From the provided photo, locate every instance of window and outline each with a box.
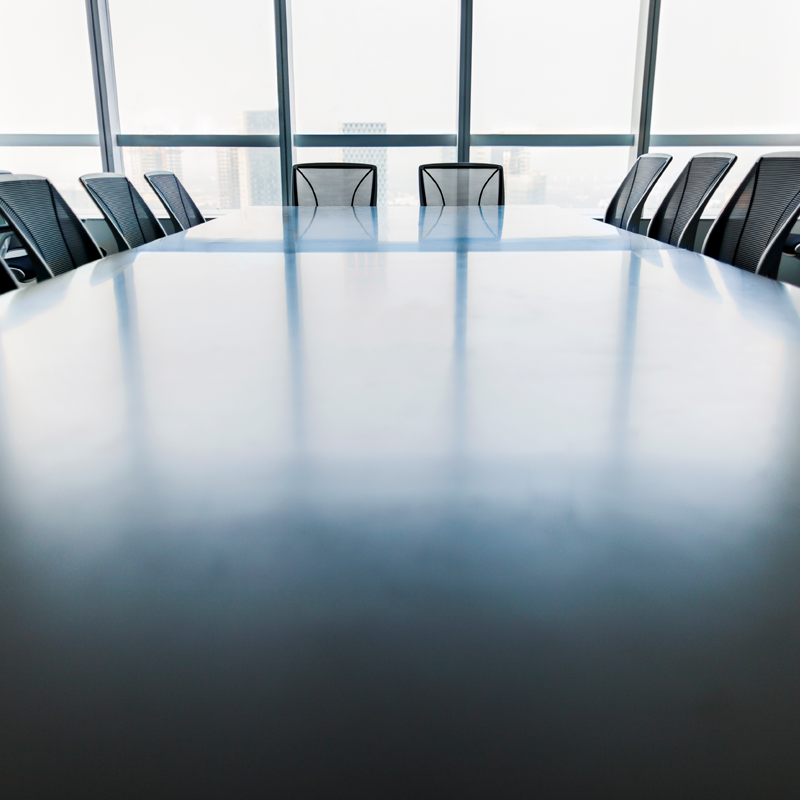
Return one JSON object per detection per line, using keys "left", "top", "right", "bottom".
{"left": 471, "top": 146, "right": 629, "bottom": 211}
{"left": 110, "top": 0, "right": 279, "bottom": 134}
{"left": 291, "top": 0, "right": 459, "bottom": 134}
{"left": 2, "top": 1, "right": 97, "bottom": 135}
{"left": 652, "top": 0, "right": 800, "bottom": 135}
{"left": 471, "top": 0, "right": 641, "bottom": 134}
{"left": 3, "top": 0, "right": 799, "bottom": 227}
{"left": 122, "top": 147, "right": 282, "bottom": 216}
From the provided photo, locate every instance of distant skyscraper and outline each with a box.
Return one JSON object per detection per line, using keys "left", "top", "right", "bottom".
{"left": 491, "top": 146, "right": 546, "bottom": 204}
{"left": 242, "top": 110, "right": 280, "bottom": 206}
{"left": 126, "top": 147, "right": 184, "bottom": 202}
{"left": 341, "top": 122, "right": 387, "bottom": 206}
{"left": 216, "top": 148, "right": 242, "bottom": 210}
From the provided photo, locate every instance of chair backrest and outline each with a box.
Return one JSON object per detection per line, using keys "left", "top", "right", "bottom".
{"left": 604, "top": 153, "right": 672, "bottom": 231}
{"left": 419, "top": 163, "right": 504, "bottom": 206}
{"left": 647, "top": 153, "right": 737, "bottom": 249}
{"left": 80, "top": 172, "right": 166, "bottom": 250}
{"left": 702, "top": 152, "right": 800, "bottom": 279}
{"left": 292, "top": 163, "right": 377, "bottom": 206}
{"left": 0, "top": 174, "right": 103, "bottom": 281}
{"left": 144, "top": 171, "right": 205, "bottom": 231}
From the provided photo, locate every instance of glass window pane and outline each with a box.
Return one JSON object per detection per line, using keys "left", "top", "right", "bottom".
{"left": 292, "top": 0, "right": 459, "bottom": 134}
{"left": 122, "top": 147, "right": 281, "bottom": 216}
{"left": 471, "top": 147, "right": 631, "bottom": 213}
{"left": 0, "top": 148, "right": 102, "bottom": 218}
{"left": 471, "top": 0, "right": 641, "bottom": 134}
{"left": 2, "top": 2, "right": 97, "bottom": 134}
{"left": 110, "top": 1, "right": 278, "bottom": 134}
{"left": 295, "top": 148, "right": 456, "bottom": 206}
{"left": 652, "top": 0, "right": 800, "bottom": 134}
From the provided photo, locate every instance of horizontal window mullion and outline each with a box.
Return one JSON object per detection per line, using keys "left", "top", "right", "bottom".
{"left": 0, "top": 134, "right": 100, "bottom": 147}
{"left": 117, "top": 134, "right": 280, "bottom": 148}
{"left": 294, "top": 134, "right": 457, "bottom": 148}
{"left": 650, "top": 134, "right": 800, "bottom": 147}
{"left": 469, "top": 134, "right": 635, "bottom": 147}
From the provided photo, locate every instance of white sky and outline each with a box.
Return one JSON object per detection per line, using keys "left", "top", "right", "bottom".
{"left": 4, "top": 0, "right": 799, "bottom": 137}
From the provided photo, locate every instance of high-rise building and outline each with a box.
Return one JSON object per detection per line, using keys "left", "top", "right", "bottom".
{"left": 216, "top": 148, "right": 242, "bottom": 210}
{"left": 242, "top": 110, "right": 281, "bottom": 206}
{"left": 490, "top": 146, "right": 547, "bottom": 204}
{"left": 341, "top": 122, "right": 387, "bottom": 206}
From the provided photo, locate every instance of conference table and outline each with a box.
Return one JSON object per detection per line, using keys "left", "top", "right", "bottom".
{"left": 1, "top": 204, "right": 799, "bottom": 797}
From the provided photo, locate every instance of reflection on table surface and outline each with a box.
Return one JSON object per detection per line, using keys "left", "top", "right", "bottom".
{"left": 140, "top": 204, "right": 670, "bottom": 252}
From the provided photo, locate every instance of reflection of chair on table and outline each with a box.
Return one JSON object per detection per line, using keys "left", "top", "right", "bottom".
{"left": 292, "top": 205, "right": 378, "bottom": 241}
{"left": 418, "top": 205, "right": 504, "bottom": 241}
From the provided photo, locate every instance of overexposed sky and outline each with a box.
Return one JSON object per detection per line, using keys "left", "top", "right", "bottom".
{"left": 3, "top": 0, "right": 799, "bottom": 136}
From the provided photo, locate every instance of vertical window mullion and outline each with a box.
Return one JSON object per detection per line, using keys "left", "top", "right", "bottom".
{"left": 85, "top": 0, "right": 122, "bottom": 173}
{"left": 274, "top": 0, "right": 296, "bottom": 205}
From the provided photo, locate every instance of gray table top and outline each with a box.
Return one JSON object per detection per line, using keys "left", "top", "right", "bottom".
{"left": 1, "top": 205, "right": 799, "bottom": 797}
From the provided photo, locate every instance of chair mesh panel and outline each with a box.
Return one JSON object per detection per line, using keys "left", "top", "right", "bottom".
{"left": 82, "top": 175, "right": 165, "bottom": 248}
{"left": 293, "top": 165, "right": 376, "bottom": 206}
{"left": 420, "top": 165, "right": 503, "bottom": 206}
{"left": 605, "top": 155, "right": 670, "bottom": 229}
{"left": 649, "top": 155, "right": 734, "bottom": 246}
{"left": 716, "top": 157, "right": 800, "bottom": 274}
{"left": 146, "top": 172, "right": 204, "bottom": 229}
{"left": 0, "top": 177, "right": 100, "bottom": 275}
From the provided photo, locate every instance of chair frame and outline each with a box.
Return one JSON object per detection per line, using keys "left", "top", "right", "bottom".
{"left": 80, "top": 172, "right": 167, "bottom": 251}
{"left": 0, "top": 173, "right": 103, "bottom": 282}
{"left": 418, "top": 162, "right": 505, "bottom": 207}
{"left": 292, "top": 163, "right": 378, "bottom": 207}
{"left": 144, "top": 170, "right": 205, "bottom": 231}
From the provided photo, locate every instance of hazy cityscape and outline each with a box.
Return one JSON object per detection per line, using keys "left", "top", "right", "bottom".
{"left": 123, "top": 113, "right": 636, "bottom": 216}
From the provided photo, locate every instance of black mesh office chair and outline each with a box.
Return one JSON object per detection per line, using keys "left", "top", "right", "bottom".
{"left": 80, "top": 172, "right": 166, "bottom": 251}
{"left": 605, "top": 153, "right": 672, "bottom": 232}
{"left": 647, "top": 153, "right": 737, "bottom": 249}
{"left": 701, "top": 151, "right": 800, "bottom": 278}
{"left": 702, "top": 152, "right": 800, "bottom": 279}
{"left": 0, "top": 174, "right": 103, "bottom": 283}
{"left": 419, "top": 163, "right": 504, "bottom": 206}
{"left": 144, "top": 170, "right": 205, "bottom": 231}
{"left": 292, "top": 163, "right": 377, "bottom": 206}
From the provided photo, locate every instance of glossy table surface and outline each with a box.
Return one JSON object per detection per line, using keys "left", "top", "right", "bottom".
{"left": 2, "top": 205, "right": 800, "bottom": 797}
